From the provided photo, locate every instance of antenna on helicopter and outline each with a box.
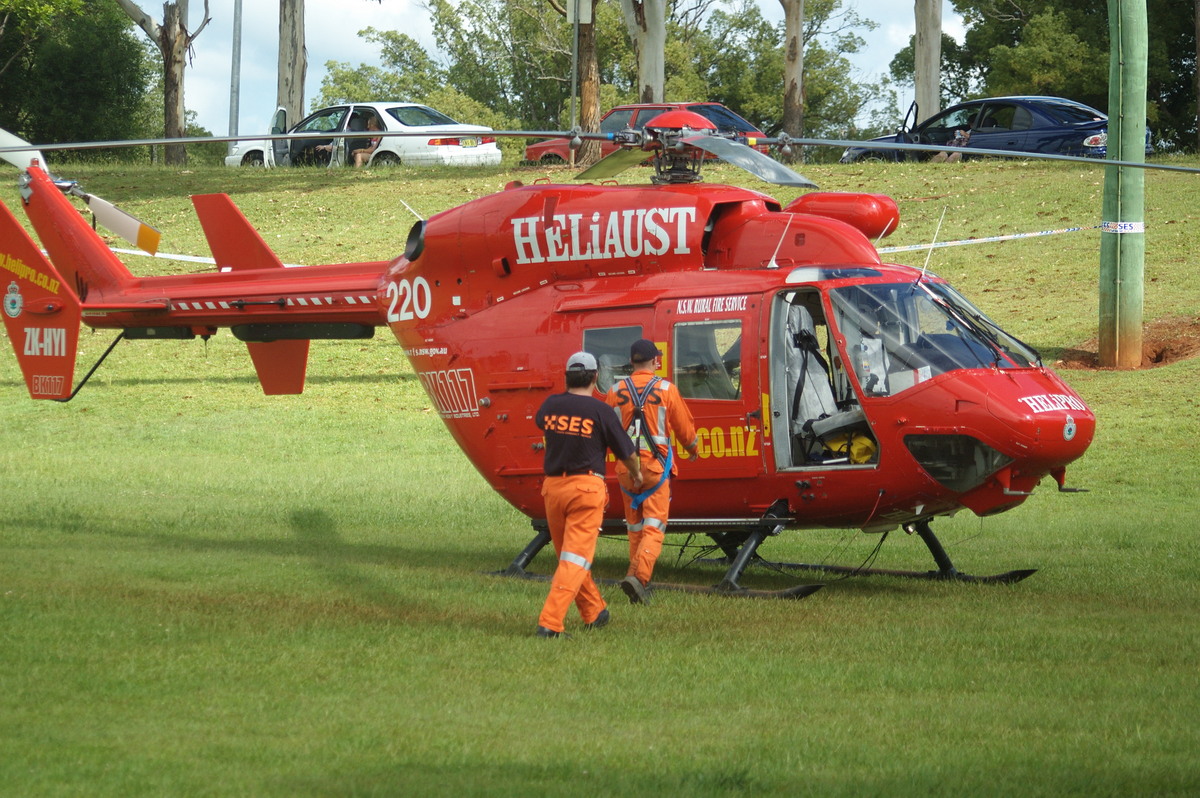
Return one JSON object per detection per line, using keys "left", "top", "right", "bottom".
{"left": 916, "top": 206, "right": 948, "bottom": 287}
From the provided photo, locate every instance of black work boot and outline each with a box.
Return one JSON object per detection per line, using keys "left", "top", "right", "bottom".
{"left": 584, "top": 608, "right": 611, "bottom": 630}
{"left": 620, "top": 575, "right": 651, "bottom": 605}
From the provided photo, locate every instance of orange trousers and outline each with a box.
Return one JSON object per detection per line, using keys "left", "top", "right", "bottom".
{"left": 617, "top": 464, "right": 671, "bottom": 585}
{"left": 537, "top": 475, "right": 609, "bottom": 633}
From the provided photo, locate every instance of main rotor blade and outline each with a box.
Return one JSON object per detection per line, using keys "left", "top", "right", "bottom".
{"left": 78, "top": 191, "right": 162, "bottom": 255}
{"left": 0, "top": 128, "right": 45, "bottom": 170}
{"left": 798, "top": 135, "right": 1200, "bottom": 174}
{"left": 686, "top": 136, "right": 819, "bottom": 188}
{"left": 574, "top": 147, "right": 653, "bottom": 181}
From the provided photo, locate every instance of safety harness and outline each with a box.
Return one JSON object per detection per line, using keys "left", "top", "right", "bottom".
{"left": 620, "top": 376, "right": 673, "bottom": 510}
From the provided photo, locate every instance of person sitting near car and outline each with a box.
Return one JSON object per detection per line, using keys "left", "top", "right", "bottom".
{"left": 931, "top": 128, "right": 970, "bottom": 163}
{"left": 351, "top": 117, "right": 382, "bottom": 167}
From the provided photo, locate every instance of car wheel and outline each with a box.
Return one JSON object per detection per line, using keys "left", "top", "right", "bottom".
{"left": 241, "top": 152, "right": 264, "bottom": 167}
{"left": 539, "top": 154, "right": 567, "bottom": 165}
{"left": 372, "top": 152, "right": 401, "bottom": 167}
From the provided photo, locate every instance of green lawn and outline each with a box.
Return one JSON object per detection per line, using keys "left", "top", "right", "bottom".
{"left": 2, "top": 160, "right": 1198, "bottom": 796}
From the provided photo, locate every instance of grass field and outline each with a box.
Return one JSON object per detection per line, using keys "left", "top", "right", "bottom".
{"left": 2, "top": 159, "right": 1199, "bottom": 796}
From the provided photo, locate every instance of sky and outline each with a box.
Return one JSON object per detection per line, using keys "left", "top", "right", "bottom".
{"left": 181, "top": 0, "right": 964, "bottom": 139}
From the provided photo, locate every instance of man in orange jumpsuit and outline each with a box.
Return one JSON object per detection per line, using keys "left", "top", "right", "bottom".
{"left": 606, "top": 339, "right": 699, "bottom": 605}
{"left": 534, "top": 351, "right": 642, "bottom": 638}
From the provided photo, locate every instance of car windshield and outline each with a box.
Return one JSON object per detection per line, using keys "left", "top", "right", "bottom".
{"left": 386, "top": 105, "right": 459, "bottom": 127}
{"left": 828, "top": 281, "right": 1041, "bottom": 397}
{"left": 687, "top": 104, "right": 756, "bottom": 133}
{"left": 1037, "top": 100, "right": 1105, "bottom": 125}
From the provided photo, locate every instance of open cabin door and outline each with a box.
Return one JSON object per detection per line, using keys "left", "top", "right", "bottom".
{"left": 768, "top": 289, "right": 878, "bottom": 470}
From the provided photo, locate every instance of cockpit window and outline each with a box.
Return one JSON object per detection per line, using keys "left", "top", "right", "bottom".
{"left": 829, "top": 282, "right": 1041, "bottom": 397}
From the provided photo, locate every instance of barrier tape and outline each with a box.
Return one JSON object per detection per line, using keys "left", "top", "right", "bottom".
{"left": 878, "top": 224, "right": 1103, "bottom": 254}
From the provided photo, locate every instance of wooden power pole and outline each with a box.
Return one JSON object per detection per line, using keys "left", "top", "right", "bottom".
{"left": 1098, "top": 0, "right": 1148, "bottom": 368}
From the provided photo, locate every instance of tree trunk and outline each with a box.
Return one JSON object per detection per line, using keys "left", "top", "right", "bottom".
{"left": 913, "top": 0, "right": 941, "bottom": 124}
{"left": 577, "top": 3, "right": 601, "bottom": 165}
{"left": 780, "top": 0, "right": 804, "bottom": 159}
{"left": 619, "top": 0, "right": 665, "bottom": 102}
{"left": 277, "top": 0, "right": 306, "bottom": 127}
{"left": 162, "top": 1, "right": 188, "bottom": 165}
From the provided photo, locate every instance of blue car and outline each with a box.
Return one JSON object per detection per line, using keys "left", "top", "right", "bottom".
{"left": 840, "top": 96, "right": 1152, "bottom": 163}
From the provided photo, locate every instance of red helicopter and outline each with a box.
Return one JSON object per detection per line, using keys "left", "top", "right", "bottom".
{"left": 1, "top": 113, "right": 1096, "bottom": 597}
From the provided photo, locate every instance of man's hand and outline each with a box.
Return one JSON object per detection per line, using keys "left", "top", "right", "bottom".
{"left": 629, "top": 467, "right": 644, "bottom": 490}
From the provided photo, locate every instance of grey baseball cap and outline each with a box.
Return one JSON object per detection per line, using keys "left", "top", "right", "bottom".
{"left": 566, "top": 351, "right": 597, "bottom": 371}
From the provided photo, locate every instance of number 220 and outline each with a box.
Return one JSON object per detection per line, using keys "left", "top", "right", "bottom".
{"left": 386, "top": 276, "right": 432, "bottom": 322}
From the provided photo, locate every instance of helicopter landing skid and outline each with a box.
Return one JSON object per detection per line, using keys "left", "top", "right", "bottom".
{"left": 727, "top": 560, "right": 1037, "bottom": 585}
{"left": 498, "top": 522, "right": 824, "bottom": 600}
{"left": 703, "top": 520, "right": 1037, "bottom": 585}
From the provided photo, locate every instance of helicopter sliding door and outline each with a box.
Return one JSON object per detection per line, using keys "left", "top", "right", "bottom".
{"left": 667, "top": 302, "right": 764, "bottom": 477}
{"left": 769, "top": 289, "right": 878, "bottom": 470}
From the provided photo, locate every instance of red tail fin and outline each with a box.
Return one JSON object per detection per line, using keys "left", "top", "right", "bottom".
{"left": 0, "top": 200, "right": 82, "bottom": 400}
{"left": 192, "top": 193, "right": 286, "bottom": 271}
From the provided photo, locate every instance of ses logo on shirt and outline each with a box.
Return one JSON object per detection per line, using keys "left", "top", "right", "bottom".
{"left": 542, "top": 414, "right": 595, "bottom": 437}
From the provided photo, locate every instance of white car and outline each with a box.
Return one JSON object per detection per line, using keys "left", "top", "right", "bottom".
{"left": 224, "top": 102, "right": 502, "bottom": 168}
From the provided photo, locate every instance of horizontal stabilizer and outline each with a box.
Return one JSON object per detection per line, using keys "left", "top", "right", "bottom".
{"left": 192, "top": 194, "right": 285, "bottom": 271}
{"left": 0, "top": 200, "right": 81, "bottom": 400}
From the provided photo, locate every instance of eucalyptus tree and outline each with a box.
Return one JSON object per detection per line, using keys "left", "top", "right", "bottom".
{"left": 113, "top": 0, "right": 210, "bottom": 164}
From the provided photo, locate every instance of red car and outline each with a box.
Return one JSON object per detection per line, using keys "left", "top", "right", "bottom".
{"left": 524, "top": 102, "right": 769, "bottom": 163}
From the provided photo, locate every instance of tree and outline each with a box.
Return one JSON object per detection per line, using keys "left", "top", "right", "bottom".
{"left": 0, "top": 0, "right": 83, "bottom": 82}
{"left": 0, "top": 0, "right": 149, "bottom": 152}
{"left": 319, "top": 0, "right": 880, "bottom": 157}
{"left": 278, "top": 0, "right": 304, "bottom": 129}
{"left": 888, "top": 32, "right": 976, "bottom": 107}
{"left": 780, "top": 0, "right": 804, "bottom": 142}
{"left": 315, "top": 29, "right": 446, "bottom": 107}
{"left": 545, "top": 0, "right": 602, "bottom": 164}
{"left": 113, "top": 0, "right": 210, "bottom": 165}
{"left": 986, "top": 11, "right": 1106, "bottom": 98}
{"left": 913, "top": 0, "right": 941, "bottom": 123}
{"left": 618, "top": 0, "right": 666, "bottom": 101}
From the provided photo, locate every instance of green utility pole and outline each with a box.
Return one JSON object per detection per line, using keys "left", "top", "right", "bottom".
{"left": 1098, "top": 0, "right": 1148, "bottom": 368}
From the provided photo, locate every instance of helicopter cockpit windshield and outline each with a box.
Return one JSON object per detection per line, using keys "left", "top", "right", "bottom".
{"left": 828, "top": 281, "right": 1041, "bottom": 398}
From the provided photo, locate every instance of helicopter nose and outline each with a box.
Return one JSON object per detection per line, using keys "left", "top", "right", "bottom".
{"left": 986, "top": 386, "right": 1096, "bottom": 471}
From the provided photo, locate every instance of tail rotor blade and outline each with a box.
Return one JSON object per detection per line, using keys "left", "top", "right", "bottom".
{"left": 79, "top": 192, "right": 162, "bottom": 255}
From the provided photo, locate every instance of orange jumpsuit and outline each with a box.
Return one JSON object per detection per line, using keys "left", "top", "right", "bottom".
{"left": 536, "top": 391, "right": 637, "bottom": 633}
{"left": 606, "top": 373, "right": 698, "bottom": 586}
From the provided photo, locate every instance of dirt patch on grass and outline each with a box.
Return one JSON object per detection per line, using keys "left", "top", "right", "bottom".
{"left": 1056, "top": 316, "right": 1200, "bottom": 369}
